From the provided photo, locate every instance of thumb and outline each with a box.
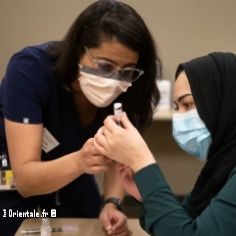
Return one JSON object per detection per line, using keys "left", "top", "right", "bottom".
{"left": 101, "top": 212, "right": 112, "bottom": 231}
{"left": 121, "top": 112, "right": 134, "bottom": 129}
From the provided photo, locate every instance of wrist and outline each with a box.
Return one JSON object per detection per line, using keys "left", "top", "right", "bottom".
{"left": 102, "top": 197, "right": 123, "bottom": 211}
{"left": 74, "top": 150, "right": 85, "bottom": 172}
{"left": 132, "top": 151, "right": 156, "bottom": 173}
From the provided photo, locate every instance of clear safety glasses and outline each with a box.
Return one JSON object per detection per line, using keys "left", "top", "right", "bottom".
{"left": 79, "top": 47, "right": 144, "bottom": 83}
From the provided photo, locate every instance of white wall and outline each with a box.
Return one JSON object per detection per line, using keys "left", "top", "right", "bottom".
{"left": 1, "top": 0, "right": 236, "bottom": 80}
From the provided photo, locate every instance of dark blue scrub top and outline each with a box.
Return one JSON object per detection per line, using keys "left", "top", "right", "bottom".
{"left": 0, "top": 43, "right": 102, "bottom": 235}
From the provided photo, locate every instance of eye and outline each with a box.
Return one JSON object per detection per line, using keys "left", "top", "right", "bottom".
{"left": 184, "top": 102, "right": 195, "bottom": 111}
{"left": 120, "top": 69, "right": 135, "bottom": 80}
{"left": 97, "top": 60, "right": 115, "bottom": 74}
{"left": 177, "top": 94, "right": 195, "bottom": 112}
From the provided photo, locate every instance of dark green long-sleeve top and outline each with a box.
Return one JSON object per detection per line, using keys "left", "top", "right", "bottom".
{"left": 134, "top": 164, "right": 236, "bottom": 236}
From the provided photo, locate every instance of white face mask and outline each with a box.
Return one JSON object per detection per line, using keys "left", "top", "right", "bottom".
{"left": 78, "top": 71, "right": 132, "bottom": 107}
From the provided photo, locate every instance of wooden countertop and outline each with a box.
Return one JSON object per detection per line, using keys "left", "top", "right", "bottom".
{"left": 15, "top": 218, "right": 149, "bottom": 236}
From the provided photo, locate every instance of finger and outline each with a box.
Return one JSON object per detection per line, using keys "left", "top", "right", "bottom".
{"left": 120, "top": 112, "right": 133, "bottom": 130}
{"left": 117, "top": 163, "right": 127, "bottom": 173}
{"left": 94, "top": 131, "right": 107, "bottom": 147}
{"left": 120, "top": 168, "right": 133, "bottom": 179}
{"left": 96, "top": 127, "right": 104, "bottom": 135}
{"left": 100, "top": 215, "right": 113, "bottom": 233}
{"left": 95, "top": 155, "right": 110, "bottom": 165}
{"left": 85, "top": 154, "right": 107, "bottom": 167}
{"left": 93, "top": 135, "right": 108, "bottom": 156}
{"left": 91, "top": 160, "right": 112, "bottom": 172}
{"left": 85, "top": 137, "right": 95, "bottom": 145}
{"left": 119, "top": 165, "right": 131, "bottom": 173}
{"left": 104, "top": 115, "right": 121, "bottom": 132}
{"left": 102, "top": 126, "right": 112, "bottom": 138}
{"left": 89, "top": 165, "right": 109, "bottom": 174}
{"left": 83, "top": 138, "right": 99, "bottom": 154}
{"left": 110, "top": 218, "right": 127, "bottom": 232}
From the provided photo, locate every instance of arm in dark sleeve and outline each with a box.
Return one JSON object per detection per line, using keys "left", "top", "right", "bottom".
{"left": 134, "top": 164, "right": 236, "bottom": 236}
{"left": 2, "top": 47, "right": 51, "bottom": 124}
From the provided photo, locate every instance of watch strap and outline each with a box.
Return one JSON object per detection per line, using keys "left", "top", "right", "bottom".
{"left": 103, "top": 197, "right": 123, "bottom": 211}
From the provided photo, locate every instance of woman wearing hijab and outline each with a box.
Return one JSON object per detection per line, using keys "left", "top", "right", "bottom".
{"left": 94, "top": 52, "right": 236, "bottom": 235}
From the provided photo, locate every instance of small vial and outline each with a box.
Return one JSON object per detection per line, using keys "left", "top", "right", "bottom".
{"left": 1, "top": 152, "right": 8, "bottom": 169}
{"left": 113, "top": 103, "right": 123, "bottom": 126}
{"left": 40, "top": 218, "right": 52, "bottom": 236}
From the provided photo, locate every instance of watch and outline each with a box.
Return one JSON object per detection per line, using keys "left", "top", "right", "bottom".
{"left": 103, "top": 197, "right": 123, "bottom": 211}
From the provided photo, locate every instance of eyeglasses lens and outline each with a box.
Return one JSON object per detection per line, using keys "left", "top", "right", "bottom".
{"left": 96, "top": 60, "right": 115, "bottom": 76}
{"left": 97, "top": 61, "right": 141, "bottom": 82}
{"left": 120, "top": 69, "right": 140, "bottom": 82}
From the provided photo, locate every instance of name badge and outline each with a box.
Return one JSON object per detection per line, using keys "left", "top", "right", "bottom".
{"left": 42, "top": 128, "right": 59, "bottom": 153}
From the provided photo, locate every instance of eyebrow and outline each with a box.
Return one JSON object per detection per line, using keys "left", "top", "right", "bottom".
{"left": 173, "top": 93, "right": 192, "bottom": 107}
{"left": 87, "top": 48, "right": 137, "bottom": 68}
{"left": 177, "top": 93, "right": 193, "bottom": 103}
{"left": 98, "top": 56, "right": 137, "bottom": 68}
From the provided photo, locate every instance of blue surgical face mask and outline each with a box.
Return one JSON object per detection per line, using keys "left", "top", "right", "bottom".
{"left": 172, "top": 109, "right": 212, "bottom": 161}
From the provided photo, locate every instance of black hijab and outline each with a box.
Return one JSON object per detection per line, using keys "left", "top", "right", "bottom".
{"left": 177, "top": 52, "right": 236, "bottom": 218}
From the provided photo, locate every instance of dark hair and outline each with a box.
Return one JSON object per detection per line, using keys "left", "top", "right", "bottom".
{"left": 48, "top": 0, "right": 161, "bottom": 131}
{"left": 175, "top": 65, "right": 184, "bottom": 80}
